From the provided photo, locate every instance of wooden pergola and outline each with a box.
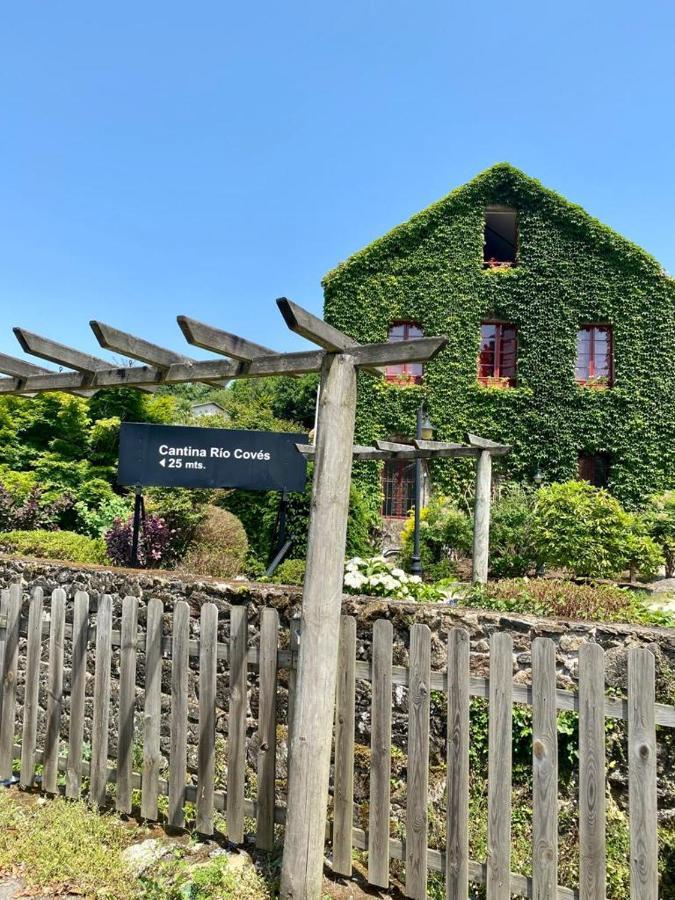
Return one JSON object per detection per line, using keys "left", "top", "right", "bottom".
{"left": 297, "top": 433, "right": 510, "bottom": 583}
{"left": 0, "top": 298, "right": 506, "bottom": 900}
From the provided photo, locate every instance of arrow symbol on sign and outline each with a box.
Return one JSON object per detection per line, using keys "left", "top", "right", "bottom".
{"left": 159, "top": 458, "right": 166, "bottom": 467}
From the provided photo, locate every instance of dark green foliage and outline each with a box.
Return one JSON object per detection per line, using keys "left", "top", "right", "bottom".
{"left": 145, "top": 487, "right": 212, "bottom": 558}
{"left": 489, "top": 483, "right": 537, "bottom": 577}
{"left": 399, "top": 492, "right": 472, "bottom": 577}
{"left": 323, "top": 163, "right": 675, "bottom": 512}
{"left": 644, "top": 491, "right": 675, "bottom": 577}
{"left": 271, "top": 557, "right": 306, "bottom": 585}
{"left": 271, "top": 374, "right": 318, "bottom": 429}
{"left": 221, "top": 465, "right": 377, "bottom": 564}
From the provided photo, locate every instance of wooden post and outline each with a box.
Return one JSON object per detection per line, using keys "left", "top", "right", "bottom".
{"left": 472, "top": 449, "right": 492, "bottom": 583}
{"left": 280, "top": 352, "right": 357, "bottom": 900}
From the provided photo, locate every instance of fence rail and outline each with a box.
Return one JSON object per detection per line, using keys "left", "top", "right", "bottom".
{"left": 0, "top": 582, "right": 671, "bottom": 899}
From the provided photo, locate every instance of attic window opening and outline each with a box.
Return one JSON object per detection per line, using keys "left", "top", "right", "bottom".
{"left": 484, "top": 207, "right": 518, "bottom": 268}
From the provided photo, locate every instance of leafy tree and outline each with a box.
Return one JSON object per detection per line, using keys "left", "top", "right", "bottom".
{"left": 399, "top": 493, "right": 472, "bottom": 579}
{"left": 489, "top": 483, "right": 538, "bottom": 577}
{"left": 643, "top": 491, "right": 675, "bottom": 577}
{"left": 531, "top": 481, "right": 662, "bottom": 579}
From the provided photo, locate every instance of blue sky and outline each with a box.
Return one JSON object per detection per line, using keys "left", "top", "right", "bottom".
{"left": 1, "top": 1, "right": 673, "bottom": 362}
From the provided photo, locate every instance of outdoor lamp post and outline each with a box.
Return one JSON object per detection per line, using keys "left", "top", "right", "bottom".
{"left": 534, "top": 468, "right": 544, "bottom": 487}
{"left": 410, "top": 404, "right": 433, "bottom": 576}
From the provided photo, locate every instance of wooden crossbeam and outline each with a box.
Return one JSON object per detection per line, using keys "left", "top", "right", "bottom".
{"left": 0, "top": 334, "right": 446, "bottom": 396}
{"left": 414, "top": 439, "right": 489, "bottom": 458}
{"left": 466, "top": 433, "right": 511, "bottom": 455}
{"left": 177, "top": 316, "right": 276, "bottom": 361}
{"left": 296, "top": 443, "right": 390, "bottom": 461}
{"left": 13, "top": 328, "right": 156, "bottom": 394}
{"left": 90, "top": 321, "right": 229, "bottom": 388}
{"left": 0, "top": 353, "right": 93, "bottom": 398}
{"left": 277, "top": 297, "right": 361, "bottom": 352}
{"left": 277, "top": 297, "right": 385, "bottom": 376}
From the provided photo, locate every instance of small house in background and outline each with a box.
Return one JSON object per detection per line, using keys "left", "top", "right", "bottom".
{"left": 323, "top": 163, "right": 675, "bottom": 524}
{"left": 190, "top": 400, "right": 227, "bottom": 418}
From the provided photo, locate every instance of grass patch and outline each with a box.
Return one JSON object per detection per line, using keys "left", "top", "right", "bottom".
{"left": 141, "top": 852, "right": 272, "bottom": 900}
{"left": 0, "top": 790, "right": 135, "bottom": 898}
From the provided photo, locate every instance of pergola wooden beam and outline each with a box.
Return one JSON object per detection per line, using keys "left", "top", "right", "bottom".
{"left": 297, "top": 443, "right": 390, "bottom": 461}
{"left": 277, "top": 297, "right": 385, "bottom": 376}
{"left": 277, "top": 297, "right": 361, "bottom": 352}
{"left": 90, "top": 320, "right": 229, "bottom": 388}
{"left": 0, "top": 335, "right": 446, "bottom": 397}
{"left": 177, "top": 315, "right": 276, "bottom": 361}
{"left": 0, "top": 352, "right": 93, "bottom": 399}
{"left": 297, "top": 435, "right": 509, "bottom": 462}
{"left": 12, "top": 328, "right": 156, "bottom": 394}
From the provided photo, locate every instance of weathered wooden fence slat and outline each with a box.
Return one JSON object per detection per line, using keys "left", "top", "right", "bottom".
{"left": 228, "top": 605, "right": 248, "bottom": 844}
{"left": 628, "top": 648, "right": 658, "bottom": 900}
{"left": 446, "top": 626, "right": 470, "bottom": 900}
{"left": 256, "top": 607, "right": 279, "bottom": 851}
{"left": 333, "top": 615, "right": 356, "bottom": 876}
{"left": 90, "top": 594, "right": 113, "bottom": 807}
{"left": 20, "top": 588, "right": 44, "bottom": 788}
{"left": 169, "top": 600, "right": 190, "bottom": 829}
{"left": 43, "top": 588, "right": 66, "bottom": 794}
{"left": 532, "top": 638, "right": 558, "bottom": 899}
{"left": 405, "top": 623, "right": 431, "bottom": 900}
{"left": 66, "top": 590, "right": 89, "bottom": 799}
{"left": 0, "top": 585, "right": 20, "bottom": 780}
{"left": 142, "top": 597, "right": 163, "bottom": 820}
{"left": 117, "top": 595, "right": 139, "bottom": 814}
{"left": 196, "top": 602, "right": 217, "bottom": 835}
{"left": 578, "top": 642, "right": 606, "bottom": 900}
{"left": 487, "top": 632, "right": 513, "bottom": 900}
{"left": 0, "top": 589, "right": 670, "bottom": 900}
{"left": 368, "top": 618, "right": 393, "bottom": 889}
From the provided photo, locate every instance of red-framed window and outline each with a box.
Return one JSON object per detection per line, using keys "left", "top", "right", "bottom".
{"left": 385, "top": 321, "right": 424, "bottom": 383}
{"left": 578, "top": 452, "right": 611, "bottom": 489}
{"left": 478, "top": 322, "right": 517, "bottom": 386}
{"left": 382, "top": 459, "right": 416, "bottom": 517}
{"left": 575, "top": 325, "right": 613, "bottom": 385}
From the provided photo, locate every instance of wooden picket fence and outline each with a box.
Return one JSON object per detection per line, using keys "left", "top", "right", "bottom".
{"left": 0, "top": 583, "right": 672, "bottom": 899}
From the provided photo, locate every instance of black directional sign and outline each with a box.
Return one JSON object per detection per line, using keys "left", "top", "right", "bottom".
{"left": 118, "top": 423, "right": 308, "bottom": 492}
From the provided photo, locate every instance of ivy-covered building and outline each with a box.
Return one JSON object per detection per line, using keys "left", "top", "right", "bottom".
{"left": 322, "top": 163, "right": 675, "bottom": 521}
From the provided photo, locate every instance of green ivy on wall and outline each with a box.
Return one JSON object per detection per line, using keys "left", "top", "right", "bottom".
{"left": 322, "top": 163, "right": 675, "bottom": 512}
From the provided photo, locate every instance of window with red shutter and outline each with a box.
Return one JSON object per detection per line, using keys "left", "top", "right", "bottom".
{"left": 575, "top": 325, "right": 613, "bottom": 386}
{"left": 385, "top": 322, "right": 424, "bottom": 383}
{"left": 478, "top": 322, "right": 517, "bottom": 386}
{"left": 382, "top": 459, "right": 416, "bottom": 517}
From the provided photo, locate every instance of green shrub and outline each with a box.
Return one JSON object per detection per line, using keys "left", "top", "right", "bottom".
{"left": 489, "top": 483, "right": 537, "bottom": 577}
{"left": 0, "top": 530, "right": 109, "bottom": 565}
{"left": 399, "top": 493, "right": 472, "bottom": 575}
{"left": 180, "top": 506, "right": 248, "bottom": 578}
{"left": 222, "top": 467, "right": 377, "bottom": 564}
{"left": 531, "top": 481, "right": 663, "bottom": 579}
{"left": 145, "top": 487, "right": 212, "bottom": 558}
{"left": 644, "top": 491, "right": 675, "bottom": 578}
{"left": 463, "top": 577, "right": 675, "bottom": 627}
{"left": 272, "top": 557, "right": 306, "bottom": 585}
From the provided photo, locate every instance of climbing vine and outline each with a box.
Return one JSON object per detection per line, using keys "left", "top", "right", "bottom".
{"left": 323, "top": 163, "right": 675, "bottom": 512}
